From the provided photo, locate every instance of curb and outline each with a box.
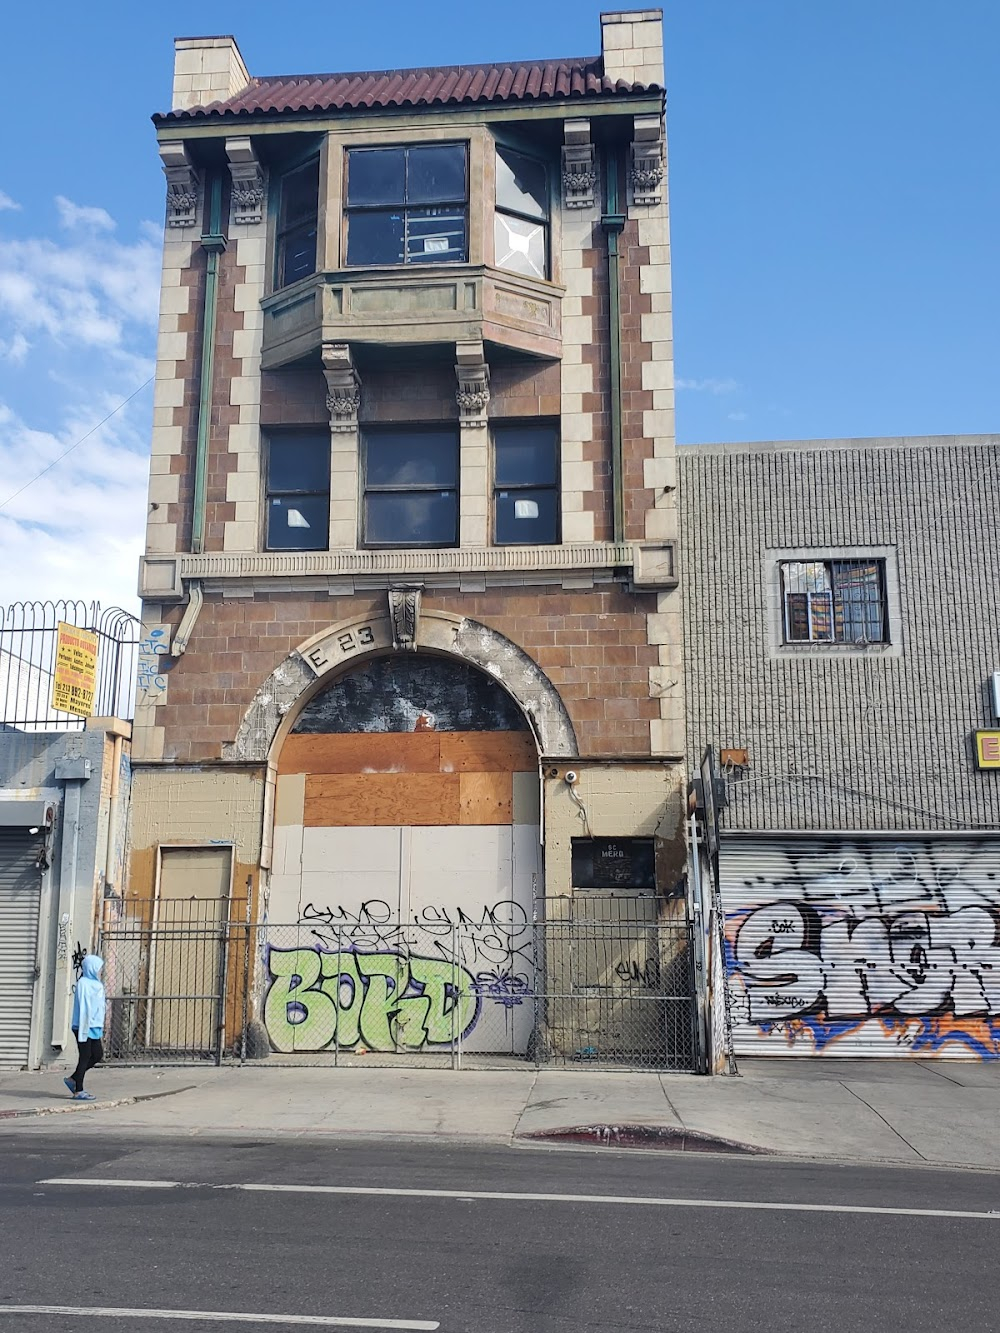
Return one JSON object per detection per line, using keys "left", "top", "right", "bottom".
{"left": 0, "top": 1086, "right": 197, "bottom": 1121}
{"left": 517, "top": 1123, "right": 768, "bottom": 1154}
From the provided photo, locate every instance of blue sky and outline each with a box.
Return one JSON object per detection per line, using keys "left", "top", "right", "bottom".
{"left": 0, "top": 0, "right": 997, "bottom": 608}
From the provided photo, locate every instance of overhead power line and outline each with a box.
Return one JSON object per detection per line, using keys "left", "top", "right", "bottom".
{"left": 0, "top": 376, "right": 154, "bottom": 514}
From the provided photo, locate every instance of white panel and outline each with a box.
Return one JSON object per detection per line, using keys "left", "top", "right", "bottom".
{"left": 266, "top": 873, "right": 302, "bottom": 923}
{"left": 270, "top": 825, "right": 302, "bottom": 877}
{"left": 300, "top": 826, "right": 402, "bottom": 876}
{"left": 721, "top": 836, "right": 1000, "bottom": 1060}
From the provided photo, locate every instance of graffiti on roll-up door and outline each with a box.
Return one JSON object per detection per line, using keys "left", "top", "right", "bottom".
{"left": 725, "top": 841, "right": 1000, "bottom": 1056}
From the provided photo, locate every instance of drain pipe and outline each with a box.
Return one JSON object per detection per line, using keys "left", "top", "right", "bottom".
{"left": 601, "top": 150, "right": 626, "bottom": 545}
{"left": 191, "top": 173, "right": 226, "bottom": 555}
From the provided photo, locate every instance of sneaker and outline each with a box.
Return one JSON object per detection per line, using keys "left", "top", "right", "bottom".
{"left": 63, "top": 1077, "right": 76, "bottom": 1095}
{"left": 73, "top": 1091, "right": 96, "bottom": 1101}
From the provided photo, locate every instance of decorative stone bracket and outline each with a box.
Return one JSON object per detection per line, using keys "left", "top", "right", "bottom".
{"left": 562, "top": 118, "right": 598, "bottom": 210}
{"left": 630, "top": 113, "right": 665, "bottom": 206}
{"left": 388, "top": 586, "right": 422, "bottom": 651}
{"left": 159, "top": 141, "right": 200, "bottom": 229}
{"left": 455, "top": 339, "right": 490, "bottom": 428}
{"left": 225, "top": 136, "right": 266, "bottom": 226}
{"left": 322, "top": 343, "right": 362, "bottom": 432}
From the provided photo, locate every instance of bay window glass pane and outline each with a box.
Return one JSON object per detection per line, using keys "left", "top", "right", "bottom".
{"left": 268, "top": 435, "right": 329, "bottom": 492}
{"left": 496, "top": 487, "right": 558, "bottom": 545}
{"left": 407, "top": 144, "right": 467, "bottom": 204}
{"left": 366, "top": 431, "right": 457, "bottom": 487}
{"left": 495, "top": 212, "right": 547, "bottom": 279}
{"left": 267, "top": 495, "right": 328, "bottom": 551}
{"left": 406, "top": 208, "right": 466, "bottom": 263}
{"left": 280, "top": 159, "right": 320, "bottom": 226}
{"left": 496, "top": 146, "right": 548, "bottom": 220}
{"left": 280, "top": 224, "right": 318, "bottom": 285}
{"left": 494, "top": 427, "right": 558, "bottom": 486}
{"left": 347, "top": 148, "right": 406, "bottom": 205}
{"left": 365, "top": 491, "right": 457, "bottom": 546}
{"left": 346, "top": 211, "right": 405, "bottom": 266}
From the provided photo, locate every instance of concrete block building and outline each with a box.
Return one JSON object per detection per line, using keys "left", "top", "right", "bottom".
{"left": 682, "top": 435, "right": 1000, "bottom": 1061}
{"left": 126, "top": 11, "right": 691, "bottom": 1065}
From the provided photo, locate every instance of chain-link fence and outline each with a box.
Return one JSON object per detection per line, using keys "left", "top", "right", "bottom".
{"left": 99, "top": 897, "right": 699, "bottom": 1072}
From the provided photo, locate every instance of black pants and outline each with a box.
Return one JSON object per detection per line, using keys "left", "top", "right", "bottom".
{"left": 71, "top": 1035, "right": 103, "bottom": 1091}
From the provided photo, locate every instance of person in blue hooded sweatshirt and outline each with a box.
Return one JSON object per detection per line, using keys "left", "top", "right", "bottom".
{"left": 65, "top": 955, "right": 106, "bottom": 1101}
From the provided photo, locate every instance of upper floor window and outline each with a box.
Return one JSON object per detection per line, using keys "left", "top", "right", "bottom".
{"left": 495, "top": 146, "right": 549, "bottom": 281}
{"left": 276, "top": 158, "right": 320, "bottom": 289}
{"left": 362, "top": 428, "right": 459, "bottom": 548}
{"left": 781, "top": 559, "right": 888, "bottom": 645}
{"left": 265, "top": 432, "right": 329, "bottom": 550}
{"left": 493, "top": 424, "right": 559, "bottom": 545}
{"left": 345, "top": 145, "right": 468, "bottom": 267}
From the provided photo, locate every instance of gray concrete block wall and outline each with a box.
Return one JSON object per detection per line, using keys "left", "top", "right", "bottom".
{"left": 680, "top": 435, "right": 1000, "bottom": 831}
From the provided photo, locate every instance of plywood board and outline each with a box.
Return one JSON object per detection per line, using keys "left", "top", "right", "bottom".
{"left": 459, "top": 771, "right": 513, "bottom": 825}
{"left": 305, "top": 773, "right": 461, "bottom": 827}
{"left": 279, "top": 732, "right": 441, "bottom": 776}
{"left": 439, "top": 731, "right": 537, "bottom": 774}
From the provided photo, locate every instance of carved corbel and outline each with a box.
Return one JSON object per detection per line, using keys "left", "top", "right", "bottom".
{"left": 158, "top": 142, "right": 200, "bottom": 229}
{"left": 321, "top": 343, "right": 362, "bottom": 433}
{"left": 562, "top": 118, "right": 598, "bottom": 210}
{"left": 225, "top": 136, "right": 266, "bottom": 226}
{"left": 455, "top": 340, "right": 490, "bottom": 428}
{"left": 388, "top": 586, "right": 422, "bottom": 652}
{"left": 630, "top": 113, "right": 665, "bottom": 206}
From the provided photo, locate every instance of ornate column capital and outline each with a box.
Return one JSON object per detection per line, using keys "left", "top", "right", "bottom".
{"left": 562, "top": 118, "right": 598, "bottom": 211}
{"left": 159, "top": 141, "right": 200, "bottom": 229}
{"left": 455, "top": 339, "right": 490, "bottom": 428}
{"left": 225, "top": 136, "right": 266, "bottom": 226}
{"left": 322, "top": 343, "right": 362, "bottom": 433}
{"left": 630, "top": 113, "right": 665, "bottom": 206}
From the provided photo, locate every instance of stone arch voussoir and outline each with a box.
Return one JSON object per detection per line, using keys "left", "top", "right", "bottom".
{"left": 222, "top": 607, "right": 578, "bottom": 763}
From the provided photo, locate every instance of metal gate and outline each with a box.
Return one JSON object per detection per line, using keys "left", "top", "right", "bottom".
{"left": 721, "top": 834, "right": 1000, "bottom": 1059}
{"left": 100, "top": 897, "right": 699, "bottom": 1070}
{"left": 0, "top": 828, "right": 42, "bottom": 1067}
{"left": 100, "top": 897, "right": 241, "bottom": 1062}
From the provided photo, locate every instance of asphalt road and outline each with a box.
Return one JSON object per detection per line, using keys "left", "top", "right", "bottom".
{"left": 1, "top": 1134, "right": 998, "bottom": 1332}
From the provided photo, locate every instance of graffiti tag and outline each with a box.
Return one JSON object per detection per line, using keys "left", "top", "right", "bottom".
{"left": 263, "top": 946, "right": 479, "bottom": 1053}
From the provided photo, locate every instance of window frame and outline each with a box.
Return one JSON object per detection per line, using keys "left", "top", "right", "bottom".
{"left": 263, "top": 430, "right": 331, "bottom": 553}
{"left": 491, "top": 422, "right": 561, "bottom": 547}
{"left": 360, "top": 426, "right": 460, "bottom": 550}
{"left": 343, "top": 142, "right": 470, "bottom": 269}
{"left": 493, "top": 141, "right": 553, "bottom": 282}
{"left": 274, "top": 156, "right": 321, "bottom": 291}
{"left": 769, "top": 549, "right": 901, "bottom": 655}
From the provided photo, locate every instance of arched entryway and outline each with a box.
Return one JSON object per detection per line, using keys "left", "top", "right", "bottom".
{"left": 264, "top": 652, "right": 541, "bottom": 1057}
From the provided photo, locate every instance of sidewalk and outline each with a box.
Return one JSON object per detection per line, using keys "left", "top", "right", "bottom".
{"left": 3, "top": 1058, "right": 1000, "bottom": 1170}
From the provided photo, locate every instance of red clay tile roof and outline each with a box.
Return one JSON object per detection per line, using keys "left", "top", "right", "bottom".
{"left": 157, "top": 56, "right": 660, "bottom": 121}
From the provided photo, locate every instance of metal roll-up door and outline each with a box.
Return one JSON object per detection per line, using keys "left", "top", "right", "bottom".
{"left": 721, "top": 835, "right": 1000, "bottom": 1060}
{"left": 0, "top": 828, "right": 42, "bottom": 1067}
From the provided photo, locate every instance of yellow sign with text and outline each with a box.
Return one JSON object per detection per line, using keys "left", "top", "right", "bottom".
{"left": 51, "top": 622, "right": 99, "bottom": 718}
{"left": 976, "top": 731, "right": 1000, "bottom": 770}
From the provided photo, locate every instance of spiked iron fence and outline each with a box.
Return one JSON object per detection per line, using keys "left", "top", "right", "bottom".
{"left": 98, "top": 897, "right": 699, "bottom": 1072}
{"left": 0, "top": 600, "right": 140, "bottom": 729}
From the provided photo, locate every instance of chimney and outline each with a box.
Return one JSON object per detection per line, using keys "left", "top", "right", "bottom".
{"left": 171, "top": 36, "right": 250, "bottom": 112}
{"left": 600, "top": 10, "right": 664, "bottom": 87}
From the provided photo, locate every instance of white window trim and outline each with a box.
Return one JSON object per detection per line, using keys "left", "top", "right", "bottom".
{"left": 765, "top": 545, "right": 903, "bottom": 659}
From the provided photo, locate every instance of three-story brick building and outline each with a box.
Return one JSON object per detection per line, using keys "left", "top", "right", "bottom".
{"left": 125, "top": 10, "right": 690, "bottom": 1064}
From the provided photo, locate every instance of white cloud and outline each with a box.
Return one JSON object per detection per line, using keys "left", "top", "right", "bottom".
{"left": 676, "top": 376, "right": 740, "bottom": 395}
{"left": 727, "top": 410, "right": 749, "bottom": 422}
{"left": 55, "top": 195, "right": 116, "bottom": 232}
{"left": 0, "top": 197, "right": 160, "bottom": 612}
{"left": 0, "top": 190, "right": 20, "bottom": 212}
{"left": 0, "top": 395, "right": 149, "bottom": 611}
{"left": 0, "top": 198, "right": 160, "bottom": 356}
